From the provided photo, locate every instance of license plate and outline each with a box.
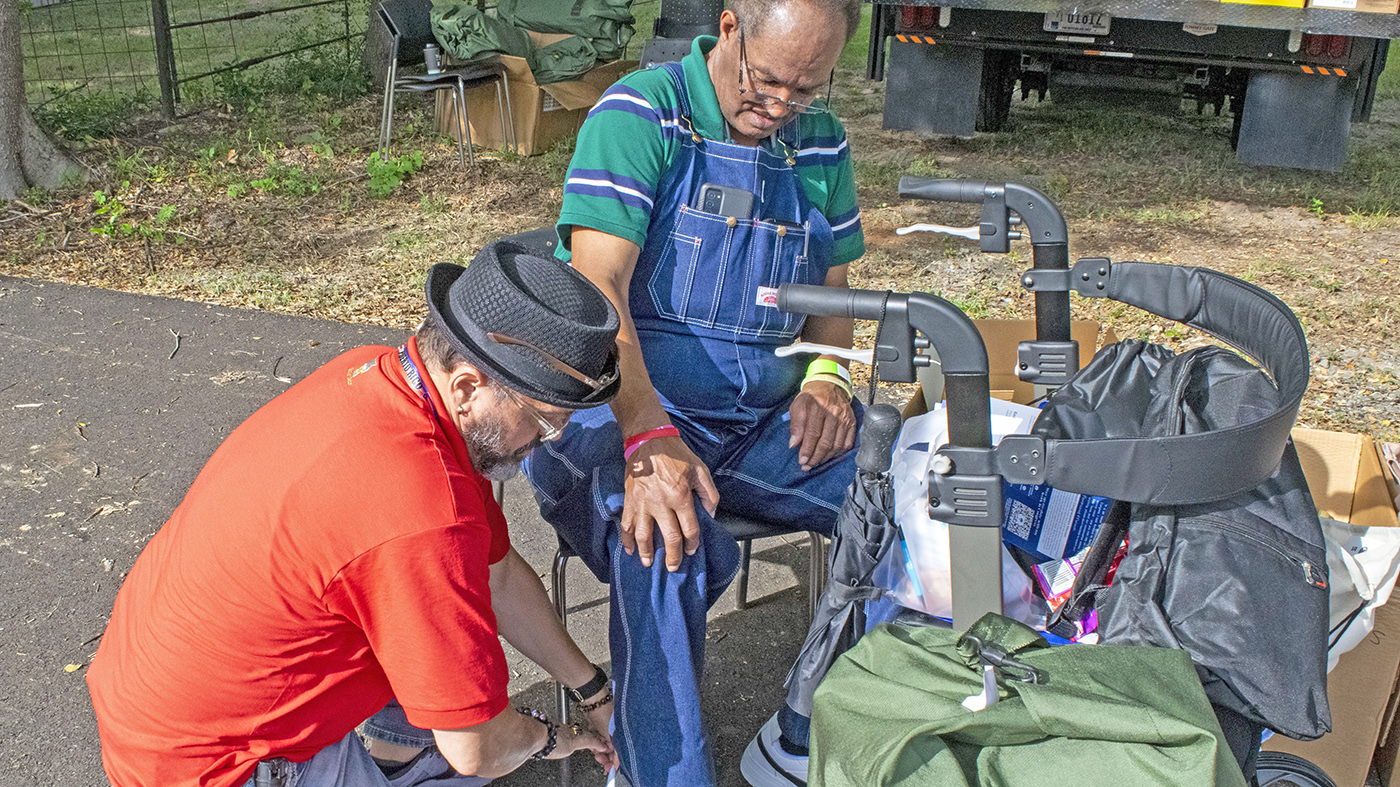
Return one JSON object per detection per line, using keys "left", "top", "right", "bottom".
{"left": 1043, "top": 9, "right": 1111, "bottom": 35}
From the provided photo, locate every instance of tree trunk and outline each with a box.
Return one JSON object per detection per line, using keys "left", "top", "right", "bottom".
{"left": 0, "top": 0, "right": 86, "bottom": 199}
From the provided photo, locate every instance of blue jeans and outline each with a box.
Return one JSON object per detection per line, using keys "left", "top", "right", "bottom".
{"left": 522, "top": 396, "right": 858, "bottom": 786}
{"left": 242, "top": 705, "right": 490, "bottom": 787}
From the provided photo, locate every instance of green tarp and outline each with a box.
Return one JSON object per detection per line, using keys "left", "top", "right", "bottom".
{"left": 811, "top": 615, "right": 1248, "bottom": 787}
{"left": 429, "top": 3, "right": 607, "bottom": 84}
{"left": 430, "top": 4, "right": 533, "bottom": 61}
{"left": 497, "top": 0, "right": 633, "bottom": 61}
{"left": 529, "top": 35, "right": 599, "bottom": 85}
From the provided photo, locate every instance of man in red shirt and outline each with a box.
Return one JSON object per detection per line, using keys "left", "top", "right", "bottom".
{"left": 87, "top": 241, "right": 624, "bottom": 787}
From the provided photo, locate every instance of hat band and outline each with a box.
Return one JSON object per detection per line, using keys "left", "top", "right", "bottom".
{"left": 487, "top": 331, "right": 619, "bottom": 399}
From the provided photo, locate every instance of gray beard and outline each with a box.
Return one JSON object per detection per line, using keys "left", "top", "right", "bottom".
{"left": 463, "top": 413, "right": 537, "bottom": 482}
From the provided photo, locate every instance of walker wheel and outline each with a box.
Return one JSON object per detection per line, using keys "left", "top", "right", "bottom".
{"left": 1256, "top": 752, "right": 1337, "bottom": 787}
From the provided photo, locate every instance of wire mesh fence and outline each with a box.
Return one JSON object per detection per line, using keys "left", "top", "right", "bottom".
{"left": 20, "top": 0, "right": 162, "bottom": 104}
{"left": 20, "top": 0, "right": 369, "bottom": 129}
{"left": 21, "top": 0, "right": 660, "bottom": 136}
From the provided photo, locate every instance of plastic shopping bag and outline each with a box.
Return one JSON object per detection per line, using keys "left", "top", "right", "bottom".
{"left": 873, "top": 399, "right": 1050, "bottom": 626}
{"left": 1322, "top": 516, "right": 1400, "bottom": 671}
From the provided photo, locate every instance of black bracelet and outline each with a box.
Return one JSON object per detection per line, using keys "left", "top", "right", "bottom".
{"left": 518, "top": 707, "right": 557, "bottom": 760}
{"left": 566, "top": 664, "right": 610, "bottom": 704}
{"left": 577, "top": 688, "right": 613, "bottom": 714}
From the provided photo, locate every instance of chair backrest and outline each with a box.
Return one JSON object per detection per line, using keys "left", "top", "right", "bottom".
{"left": 379, "top": 0, "right": 436, "bottom": 65}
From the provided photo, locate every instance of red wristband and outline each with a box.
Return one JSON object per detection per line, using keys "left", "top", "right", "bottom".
{"left": 623, "top": 425, "right": 680, "bottom": 459}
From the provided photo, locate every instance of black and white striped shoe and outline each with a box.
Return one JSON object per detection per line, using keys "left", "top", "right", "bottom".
{"left": 739, "top": 713, "right": 808, "bottom": 787}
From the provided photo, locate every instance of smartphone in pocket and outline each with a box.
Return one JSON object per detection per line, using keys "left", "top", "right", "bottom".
{"left": 696, "top": 183, "right": 755, "bottom": 219}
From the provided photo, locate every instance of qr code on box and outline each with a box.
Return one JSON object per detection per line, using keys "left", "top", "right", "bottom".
{"left": 1007, "top": 500, "right": 1035, "bottom": 540}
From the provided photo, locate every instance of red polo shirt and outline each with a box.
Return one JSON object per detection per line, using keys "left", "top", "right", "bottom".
{"left": 87, "top": 339, "right": 512, "bottom": 787}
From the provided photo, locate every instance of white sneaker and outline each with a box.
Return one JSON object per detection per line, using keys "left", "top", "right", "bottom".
{"left": 739, "top": 713, "right": 808, "bottom": 787}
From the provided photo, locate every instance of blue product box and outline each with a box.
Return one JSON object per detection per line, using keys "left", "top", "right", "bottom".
{"left": 1001, "top": 483, "right": 1110, "bottom": 562}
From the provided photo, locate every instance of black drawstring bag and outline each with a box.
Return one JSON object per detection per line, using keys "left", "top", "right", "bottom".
{"left": 1038, "top": 340, "right": 1331, "bottom": 746}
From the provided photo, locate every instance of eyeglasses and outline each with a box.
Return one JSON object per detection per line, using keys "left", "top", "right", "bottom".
{"left": 737, "top": 26, "right": 833, "bottom": 116}
{"left": 488, "top": 331, "right": 618, "bottom": 403}
{"left": 502, "top": 386, "right": 570, "bottom": 442}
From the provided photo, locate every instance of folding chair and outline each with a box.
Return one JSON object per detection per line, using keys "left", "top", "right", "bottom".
{"left": 376, "top": 0, "right": 516, "bottom": 169}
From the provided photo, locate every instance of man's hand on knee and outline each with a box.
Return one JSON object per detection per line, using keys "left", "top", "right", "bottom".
{"left": 789, "top": 382, "right": 857, "bottom": 471}
{"left": 621, "top": 436, "right": 720, "bottom": 571}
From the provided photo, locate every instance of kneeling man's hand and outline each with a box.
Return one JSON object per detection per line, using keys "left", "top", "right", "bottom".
{"left": 622, "top": 436, "right": 720, "bottom": 571}
{"left": 789, "top": 381, "right": 856, "bottom": 471}
{"left": 579, "top": 690, "right": 618, "bottom": 771}
{"left": 551, "top": 716, "right": 618, "bottom": 771}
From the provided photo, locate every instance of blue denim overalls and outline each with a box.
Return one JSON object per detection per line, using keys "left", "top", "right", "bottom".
{"left": 523, "top": 63, "right": 861, "bottom": 787}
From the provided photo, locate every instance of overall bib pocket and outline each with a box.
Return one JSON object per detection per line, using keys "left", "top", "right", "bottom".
{"left": 647, "top": 205, "right": 821, "bottom": 341}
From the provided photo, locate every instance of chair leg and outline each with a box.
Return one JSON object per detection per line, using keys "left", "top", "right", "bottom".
{"left": 550, "top": 547, "right": 572, "bottom": 787}
{"left": 493, "top": 80, "right": 509, "bottom": 157}
{"left": 378, "top": 62, "right": 395, "bottom": 159}
{"left": 500, "top": 70, "right": 517, "bottom": 154}
{"left": 457, "top": 79, "right": 475, "bottom": 168}
{"left": 383, "top": 63, "right": 400, "bottom": 162}
{"left": 452, "top": 82, "right": 467, "bottom": 170}
{"left": 806, "top": 532, "right": 827, "bottom": 622}
{"left": 735, "top": 538, "right": 752, "bottom": 611}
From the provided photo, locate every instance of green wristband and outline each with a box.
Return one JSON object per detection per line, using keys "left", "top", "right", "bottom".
{"left": 804, "top": 359, "right": 850, "bottom": 384}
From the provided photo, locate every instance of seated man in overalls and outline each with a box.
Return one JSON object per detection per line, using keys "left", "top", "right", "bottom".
{"left": 521, "top": 0, "right": 865, "bottom": 785}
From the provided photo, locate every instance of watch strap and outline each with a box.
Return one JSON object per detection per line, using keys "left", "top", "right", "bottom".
{"left": 567, "top": 664, "right": 609, "bottom": 704}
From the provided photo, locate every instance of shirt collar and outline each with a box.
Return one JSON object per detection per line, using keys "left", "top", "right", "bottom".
{"left": 681, "top": 36, "right": 728, "bottom": 141}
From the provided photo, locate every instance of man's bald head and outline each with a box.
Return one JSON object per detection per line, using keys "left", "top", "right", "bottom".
{"left": 728, "top": 0, "right": 862, "bottom": 43}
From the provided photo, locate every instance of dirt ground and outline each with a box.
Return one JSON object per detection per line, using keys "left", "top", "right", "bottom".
{"left": 2, "top": 64, "right": 1398, "bottom": 441}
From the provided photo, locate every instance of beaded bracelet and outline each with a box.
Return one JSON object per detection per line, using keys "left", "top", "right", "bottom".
{"left": 577, "top": 688, "right": 614, "bottom": 714}
{"left": 517, "top": 707, "right": 558, "bottom": 760}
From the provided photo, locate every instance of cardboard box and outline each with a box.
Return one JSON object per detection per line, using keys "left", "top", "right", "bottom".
{"left": 1261, "top": 429, "right": 1400, "bottom": 785}
{"left": 1294, "top": 428, "right": 1400, "bottom": 529}
{"left": 434, "top": 34, "right": 635, "bottom": 156}
{"left": 1265, "top": 600, "right": 1400, "bottom": 787}
{"left": 1307, "top": 0, "right": 1399, "bottom": 13}
{"left": 1222, "top": 0, "right": 1307, "bottom": 7}
{"left": 910, "top": 318, "right": 1117, "bottom": 414}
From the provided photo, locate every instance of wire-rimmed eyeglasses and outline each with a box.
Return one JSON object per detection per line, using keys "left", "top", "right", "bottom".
{"left": 501, "top": 385, "right": 569, "bottom": 442}
{"left": 737, "top": 26, "right": 833, "bottom": 116}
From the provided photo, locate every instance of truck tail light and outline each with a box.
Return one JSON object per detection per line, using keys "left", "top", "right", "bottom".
{"left": 1303, "top": 34, "right": 1350, "bottom": 60}
{"left": 900, "top": 5, "right": 938, "bottom": 32}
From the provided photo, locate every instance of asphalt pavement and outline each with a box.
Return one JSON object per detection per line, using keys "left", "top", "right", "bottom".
{"left": 0, "top": 276, "right": 816, "bottom": 787}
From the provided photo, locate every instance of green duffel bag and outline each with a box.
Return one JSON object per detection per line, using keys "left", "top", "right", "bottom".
{"left": 430, "top": 3, "right": 532, "bottom": 62}
{"left": 810, "top": 614, "right": 1248, "bottom": 787}
{"left": 527, "top": 34, "right": 598, "bottom": 84}
{"left": 497, "top": 0, "right": 633, "bottom": 61}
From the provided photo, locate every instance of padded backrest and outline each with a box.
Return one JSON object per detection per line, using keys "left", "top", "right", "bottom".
{"left": 1036, "top": 263, "right": 1310, "bottom": 505}
{"left": 379, "top": 0, "right": 436, "bottom": 63}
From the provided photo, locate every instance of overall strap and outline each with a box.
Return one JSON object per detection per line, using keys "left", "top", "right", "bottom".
{"left": 659, "top": 62, "right": 695, "bottom": 133}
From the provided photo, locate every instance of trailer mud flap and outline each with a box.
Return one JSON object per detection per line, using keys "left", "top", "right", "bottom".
{"left": 884, "top": 40, "right": 985, "bottom": 137}
{"left": 1236, "top": 70, "right": 1356, "bottom": 172}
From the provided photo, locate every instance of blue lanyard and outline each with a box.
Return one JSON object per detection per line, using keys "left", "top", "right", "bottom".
{"left": 398, "top": 345, "right": 441, "bottom": 419}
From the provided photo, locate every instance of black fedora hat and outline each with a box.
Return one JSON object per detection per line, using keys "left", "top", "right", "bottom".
{"left": 425, "top": 240, "right": 621, "bottom": 409}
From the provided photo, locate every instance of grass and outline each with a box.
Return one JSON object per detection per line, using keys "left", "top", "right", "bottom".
{"left": 850, "top": 90, "right": 1400, "bottom": 219}
{"left": 834, "top": 31, "right": 1400, "bottom": 219}
{"left": 4, "top": 2, "right": 1399, "bottom": 448}
{"left": 22, "top": 0, "right": 369, "bottom": 137}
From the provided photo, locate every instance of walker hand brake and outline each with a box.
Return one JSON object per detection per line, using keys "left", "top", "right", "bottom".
{"left": 896, "top": 223, "right": 980, "bottom": 241}
{"left": 774, "top": 342, "right": 877, "bottom": 366}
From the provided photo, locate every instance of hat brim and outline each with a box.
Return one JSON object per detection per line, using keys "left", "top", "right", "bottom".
{"left": 425, "top": 262, "right": 620, "bottom": 410}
